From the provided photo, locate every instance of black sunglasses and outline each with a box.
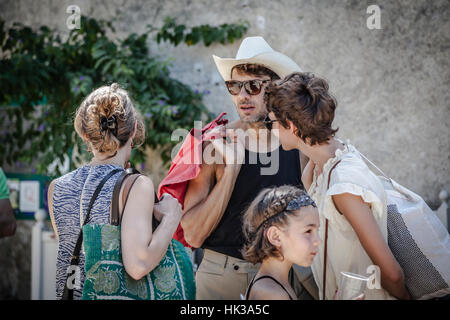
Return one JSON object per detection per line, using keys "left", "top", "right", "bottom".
{"left": 225, "top": 79, "right": 270, "bottom": 96}
{"left": 263, "top": 115, "right": 278, "bottom": 130}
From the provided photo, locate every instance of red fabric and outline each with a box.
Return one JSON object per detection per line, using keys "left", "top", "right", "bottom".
{"left": 158, "top": 112, "right": 228, "bottom": 247}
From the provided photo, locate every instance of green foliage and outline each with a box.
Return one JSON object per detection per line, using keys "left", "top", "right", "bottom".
{"left": 156, "top": 17, "right": 250, "bottom": 47}
{"left": 0, "top": 16, "right": 248, "bottom": 176}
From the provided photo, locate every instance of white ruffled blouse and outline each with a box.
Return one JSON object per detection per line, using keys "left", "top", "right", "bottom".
{"left": 308, "top": 141, "right": 396, "bottom": 300}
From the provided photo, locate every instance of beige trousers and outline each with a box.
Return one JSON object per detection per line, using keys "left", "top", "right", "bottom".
{"left": 195, "top": 249, "right": 260, "bottom": 300}
{"left": 196, "top": 249, "right": 319, "bottom": 300}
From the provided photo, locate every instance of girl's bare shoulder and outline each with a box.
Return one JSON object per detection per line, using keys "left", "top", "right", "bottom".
{"left": 250, "top": 278, "right": 292, "bottom": 300}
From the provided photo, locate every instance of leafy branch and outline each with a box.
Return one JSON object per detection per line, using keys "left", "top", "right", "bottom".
{"left": 156, "top": 17, "right": 250, "bottom": 46}
{"left": 0, "top": 16, "right": 248, "bottom": 176}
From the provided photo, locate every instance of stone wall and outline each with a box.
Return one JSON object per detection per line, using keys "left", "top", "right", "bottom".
{"left": 0, "top": 0, "right": 448, "bottom": 299}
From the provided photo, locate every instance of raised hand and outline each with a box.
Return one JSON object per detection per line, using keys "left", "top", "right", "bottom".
{"left": 205, "top": 125, "right": 245, "bottom": 167}
{"left": 153, "top": 193, "right": 182, "bottom": 224}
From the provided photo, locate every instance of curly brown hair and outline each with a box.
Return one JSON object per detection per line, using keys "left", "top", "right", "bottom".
{"left": 231, "top": 63, "right": 280, "bottom": 80}
{"left": 241, "top": 185, "right": 308, "bottom": 264}
{"left": 264, "top": 72, "right": 338, "bottom": 145}
{"left": 74, "top": 83, "right": 145, "bottom": 155}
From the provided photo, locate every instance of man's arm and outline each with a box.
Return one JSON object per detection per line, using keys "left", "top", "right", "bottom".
{"left": 181, "top": 159, "right": 240, "bottom": 248}
{"left": 182, "top": 123, "right": 245, "bottom": 248}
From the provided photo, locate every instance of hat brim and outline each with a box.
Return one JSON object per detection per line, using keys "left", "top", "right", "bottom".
{"left": 213, "top": 51, "right": 302, "bottom": 81}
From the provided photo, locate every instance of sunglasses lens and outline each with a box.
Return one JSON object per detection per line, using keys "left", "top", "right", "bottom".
{"left": 225, "top": 81, "right": 241, "bottom": 95}
{"left": 245, "top": 80, "right": 262, "bottom": 95}
{"left": 226, "top": 80, "right": 267, "bottom": 95}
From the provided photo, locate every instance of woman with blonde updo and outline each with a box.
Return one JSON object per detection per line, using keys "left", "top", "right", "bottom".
{"left": 47, "top": 83, "right": 192, "bottom": 299}
{"left": 242, "top": 185, "right": 321, "bottom": 300}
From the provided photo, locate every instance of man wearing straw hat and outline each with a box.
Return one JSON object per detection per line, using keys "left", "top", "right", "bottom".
{"left": 181, "top": 36, "right": 318, "bottom": 300}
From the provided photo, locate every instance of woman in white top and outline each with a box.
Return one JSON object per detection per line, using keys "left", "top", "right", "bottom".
{"left": 263, "top": 72, "right": 410, "bottom": 300}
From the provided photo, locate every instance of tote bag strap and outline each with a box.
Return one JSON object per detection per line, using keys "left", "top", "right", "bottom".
{"left": 356, "top": 150, "right": 389, "bottom": 180}
{"left": 322, "top": 160, "right": 341, "bottom": 300}
{"left": 63, "top": 168, "right": 122, "bottom": 300}
{"left": 110, "top": 172, "right": 141, "bottom": 226}
{"left": 110, "top": 170, "right": 132, "bottom": 226}
{"left": 355, "top": 148, "right": 412, "bottom": 201}
{"left": 110, "top": 171, "right": 161, "bottom": 231}
{"left": 339, "top": 140, "right": 388, "bottom": 179}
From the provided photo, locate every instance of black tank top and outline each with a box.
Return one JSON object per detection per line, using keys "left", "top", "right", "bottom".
{"left": 202, "top": 146, "right": 302, "bottom": 259}
{"left": 245, "top": 275, "right": 295, "bottom": 300}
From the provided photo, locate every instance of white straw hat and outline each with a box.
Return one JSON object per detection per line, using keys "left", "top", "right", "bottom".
{"left": 212, "top": 36, "right": 302, "bottom": 81}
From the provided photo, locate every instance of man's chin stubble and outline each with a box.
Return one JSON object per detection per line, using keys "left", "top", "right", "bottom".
{"left": 240, "top": 113, "right": 266, "bottom": 124}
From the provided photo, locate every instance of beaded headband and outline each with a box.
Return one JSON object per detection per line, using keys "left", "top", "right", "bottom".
{"left": 253, "top": 193, "right": 316, "bottom": 237}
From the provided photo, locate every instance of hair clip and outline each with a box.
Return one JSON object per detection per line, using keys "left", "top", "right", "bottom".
{"left": 100, "top": 115, "right": 118, "bottom": 136}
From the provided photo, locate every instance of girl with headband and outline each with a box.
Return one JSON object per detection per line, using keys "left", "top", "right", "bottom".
{"left": 241, "top": 185, "right": 321, "bottom": 300}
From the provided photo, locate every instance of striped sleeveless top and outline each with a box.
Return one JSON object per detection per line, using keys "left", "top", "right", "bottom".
{"left": 52, "top": 164, "right": 123, "bottom": 299}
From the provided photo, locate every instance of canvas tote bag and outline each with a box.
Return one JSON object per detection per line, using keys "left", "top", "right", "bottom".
{"left": 358, "top": 152, "right": 450, "bottom": 300}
